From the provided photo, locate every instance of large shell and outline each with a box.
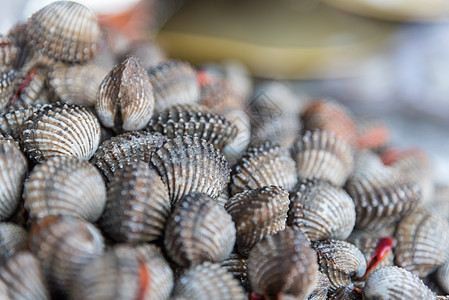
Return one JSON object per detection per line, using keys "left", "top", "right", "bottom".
{"left": 291, "top": 129, "right": 354, "bottom": 186}
{"left": 0, "top": 223, "right": 27, "bottom": 265}
{"left": 0, "top": 104, "right": 44, "bottom": 139}
{"left": 248, "top": 227, "right": 318, "bottom": 300}
{"left": 172, "top": 262, "right": 245, "bottom": 300}
{"left": 145, "top": 104, "right": 238, "bottom": 150}
{"left": 225, "top": 185, "right": 290, "bottom": 256}
{"left": 23, "top": 156, "right": 106, "bottom": 222}
{"left": 394, "top": 209, "right": 449, "bottom": 277}
{"left": 0, "top": 141, "right": 28, "bottom": 221}
{"left": 231, "top": 141, "right": 298, "bottom": 195}
{"left": 220, "top": 252, "right": 249, "bottom": 290}
{"left": 288, "top": 179, "right": 356, "bottom": 241}
{"left": 96, "top": 56, "right": 154, "bottom": 131}
{"left": 26, "top": 1, "right": 100, "bottom": 63}
{"left": 99, "top": 161, "right": 170, "bottom": 243}
{"left": 151, "top": 135, "right": 230, "bottom": 205}
{"left": 164, "top": 192, "right": 235, "bottom": 267}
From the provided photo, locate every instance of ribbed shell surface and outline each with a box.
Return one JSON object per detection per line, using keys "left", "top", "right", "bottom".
{"left": 0, "top": 35, "right": 19, "bottom": 67}
{"left": 0, "top": 69, "right": 17, "bottom": 113}
{"left": 0, "top": 104, "right": 44, "bottom": 139}
{"left": 220, "top": 252, "right": 249, "bottom": 290}
{"left": 0, "top": 223, "right": 27, "bottom": 265}
{"left": 307, "top": 271, "right": 331, "bottom": 300}
{"left": 12, "top": 65, "right": 49, "bottom": 108}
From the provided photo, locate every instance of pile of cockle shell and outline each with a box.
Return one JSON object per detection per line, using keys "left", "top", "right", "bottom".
{"left": 1, "top": 1, "right": 449, "bottom": 300}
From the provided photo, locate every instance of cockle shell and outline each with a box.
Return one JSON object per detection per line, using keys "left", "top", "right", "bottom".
{"left": 0, "top": 223, "right": 27, "bottom": 265}
{"left": 307, "top": 271, "right": 331, "bottom": 300}
{"left": 23, "top": 156, "right": 106, "bottom": 222}
{"left": 288, "top": 179, "right": 356, "bottom": 241}
{"left": 164, "top": 192, "right": 235, "bottom": 267}
{"left": 0, "top": 104, "right": 44, "bottom": 139}
{"left": 0, "top": 35, "right": 19, "bottom": 67}
{"left": 11, "top": 65, "right": 49, "bottom": 109}
{"left": 225, "top": 185, "right": 290, "bottom": 256}
{"left": 0, "top": 68, "right": 17, "bottom": 113}
{"left": 151, "top": 135, "right": 230, "bottom": 205}
{"left": 220, "top": 252, "right": 249, "bottom": 290}
{"left": 96, "top": 56, "right": 154, "bottom": 131}
{"left": 231, "top": 141, "right": 297, "bottom": 195}
{"left": 20, "top": 102, "right": 101, "bottom": 162}
{"left": 248, "top": 227, "right": 319, "bottom": 300}
{"left": 99, "top": 161, "right": 170, "bottom": 243}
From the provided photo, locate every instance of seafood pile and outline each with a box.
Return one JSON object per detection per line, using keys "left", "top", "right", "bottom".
{"left": 0, "top": 1, "right": 449, "bottom": 299}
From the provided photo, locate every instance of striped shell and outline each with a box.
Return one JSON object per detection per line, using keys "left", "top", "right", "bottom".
{"left": 151, "top": 135, "right": 230, "bottom": 205}
{"left": 164, "top": 192, "right": 236, "bottom": 267}
{"left": 0, "top": 35, "right": 19, "bottom": 67}
{"left": 23, "top": 156, "right": 106, "bottom": 222}
{"left": 308, "top": 271, "right": 331, "bottom": 300}
{"left": 26, "top": 1, "right": 100, "bottom": 63}
{"left": 225, "top": 185, "right": 290, "bottom": 256}
{"left": 11, "top": 65, "right": 49, "bottom": 109}
{"left": 0, "top": 223, "right": 27, "bottom": 265}
{"left": 99, "top": 161, "right": 170, "bottom": 243}
{"left": 292, "top": 129, "right": 354, "bottom": 186}
{"left": 231, "top": 141, "right": 297, "bottom": 195}
{"left": 248, "top": 227, "right": 318, "bottom": 300}
{"left": 20, "top": 103, "right": 101, "bottom": 162}
{"left": 220, "top": 252, "right": 249, "bottom": 290}
{"left": 96, "top": 56, "right": 154, "bottom": 131}
{"left": 0, "top": 69, "right": 18, "bottom": 113}
{"left": 288, "top": 179, "right": 356, "bottom": 241}
{"left": 0, "top": 104, "right": 44, "bottom": 139}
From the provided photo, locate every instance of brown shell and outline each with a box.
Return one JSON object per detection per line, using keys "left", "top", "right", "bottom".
{"left": 20, "top": 102, "right": 101, "bottom": 162}
{"left": 288, "top": 178, "right": 356, "bottom": 241}
{"left": 0, "top": 104, "right": 45, "bottom": 139}
{"left": 231, "top": 141, "right": 298, "bottom": 195}
{"left": 225, "top": 185, "right": 290, "bottom": 256}
{"left": 220, "top": 252, "right": 249, "bottom": 290}
{"left": 164, "top": 192, "right": 236, "bottom": 267}
{"left": 172, "top": 262, "right": 245, "bottom": 300}
{"left": 0, "top": 223, "right": 27, "bottom": 265}
{"left": 292, "top": 129, "right": 354, "bottom": 186}
{"left": 394, "top": 209, "right": 449, "bottom": 277}
{"left": 96, "top": 56, "right": 154, "bottom": 131}
{"left": 248, "top": 227, "right": 318, "bottom": 300}
{"left": 151, "top": 135, "right": 230, "bottom": 205}
{"left": 198, "top": 72, "right": 244, "bottom": 112}
{"left": 145, "top": 104, "right": 238, "bottom": 150}
{"left": 23, "top": 156, "right": 106, "bottom": 222}
{"left": 0, "top": 35, "right": 19, "bottom": 67}
{"left": 11, "top": 65, "right": 49, "bottom": 109}
{"left": 99, "top": 161, "right": 170, "bottom": 243}
{"left": 307, "top": 271, "right": 331, "bottom": 300}
{"left": 26, "top": 1, "right": 100, "bottom": 63}
{"left": 91, "top": 131, "right": 166, "bottom": 181}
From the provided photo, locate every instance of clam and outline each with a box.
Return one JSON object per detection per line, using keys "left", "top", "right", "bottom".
{"left": 225, "top": 185, "right": 290, "bottom": 256}
{"left": 11, "top": 65, "right": 49, "bottom": 108}
{"left": 0, "top": 223, "right": 27, "bottom": 265}
{"left": 248, "top": 227, "right": 319, "bottom": 300}
{"left": 20, "top": 102, "right": 101, "bottom": 162}
{"left": 99, "top": 161, "right": 170, "bottom": 243}
{"left": 288, "top": 178, "right": 356, "bottom": 241}
{"left": 220, "top": 252, "right": 249, "bottom": 290}
{"left": 164, "top": 192, "right": 235, "bottom": 267}
{"left": 0, "top": 104, "right": 45, "bottom": 139}
{"left": 96, "top": 56, "right": 154, "bottom": 131}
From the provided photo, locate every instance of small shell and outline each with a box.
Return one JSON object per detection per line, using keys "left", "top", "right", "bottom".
{"left": 99, "top": 161, "right": 170, "bottom": 243}
{"left": 291, "top": 129, "right": 354, "bottom": 186}
{"left": 164, "top": 192, "right": 236, "bottom": 267}
{"left": 26, "top": 1, "right": 100, "bottom": 63}
{"left": 151, "top": 135, "right": 230, "bottom": 205}
{"left": 0, "top": 104, "right": 45, "bottom": 139}
{"left": 436, "top": 262, "right": 449, "bottom": 293}
{"left": 307, "top": 271, "right": 331, "bottom": 300}
{"left": 96, "top": 56, "right": 154, "bottom": 131}
{"left": 0, "top": 223, "right": 27, "bottom": 265}
{"left": 231, "top": 141, "right": 298, "bottom": 195}
{"left": 172, "top": 262, "right": 246, "bottom": 300}
{"left": 363, "top": 266, "right": 435, "bottom": 300}
{"left": 394, "top": 209, "right": 449, "bottom": 277}
{"left": 220, "top": 252, "right": 249, "bottom": 290}
{"left": 146, "top": 104, "right": 238, "bottom": 150}
{"left": 248, "top": 227, "right": 318, "bottom": 300}
{"left": 23, "top": 156, "right": 106, "bottom": 222}
{"left": 225, "top": 185, "right": 290, "bottom": 256}
{"left": 288, "top": 179, "right": 356, "bottom": 241}
{"left": 20, "top": 102, "right": 101, "bottom": 162}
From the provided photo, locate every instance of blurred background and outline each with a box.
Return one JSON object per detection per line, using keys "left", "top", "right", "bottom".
{"left": 2, "top": 0, "right": 449, "bottom": 182}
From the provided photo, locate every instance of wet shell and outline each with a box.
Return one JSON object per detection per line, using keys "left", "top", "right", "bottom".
{"left": 11, "top": 65, "right": 49, "bottom": 108}
{"left": 0, "top": 68, "right": 17, "bottom": 113}
{"left": 291, "top": 129, "right": 354, "bottom": 186}
{"left": 288, "top": 178, "right": 356, "bottom": 241}
{"left": 146, "top": 104, "right": 238, "bottom": 150}
{"left": 436, "top": 262, "right": 449, "bottom": 293}
{"left": 220, "top": 252, "right": 249, "bottom": 290}
{"left": 147, "top": 60, "right": 199, "bottom": 112}
{"left": 151, "top": 135, "right": 230, "bottom": 205}
{"left": 363, "top": 266, "right": 435, "bottom": 300}
{"left": 96, "top": 56, "right": 154, "bottom": 131}
{"left": 225, "top": 185, "right": 290, "bottom": 256}
{"left": 164, "top": 192, "right": 236, "bottom": 267}
{"left": 248, "top": 227, "right": 318, "bottom": 300}
{"left": 20, "top": 102, "right": 101, "bottom": 162}
{"left": 99, "top": 161, "right": 170, "bottom": 243}
{"left": 0, "top": 141, "right": 28, "bottom": 221}
{"left": 394, "top": 209, "right": 449, "bottom": 277}
{"left": 307, "top": 271, "right": 331, "bottom": 300}
{"left": 0, "top": 35, "right": 19, "bottom": 67}
{"left": 312, "top": 239, "right": 367, "bottom": 292}
{"left": 172, "top": 262, "right": 245, "bottom": 300}
{"left": 0, "top": 223, "right": 27, "bottom": 265}
{"left": 0, "top": 104, "right": 45, "bottom": 139}
{"left": 23, "top": 156, "right": 106, "bottom": 222}
{"left": 26, "top": 1, "right": 100, "bottom": 63}
{"left": 231, "top": 141, "right": 297, "bottom": 195}
{"left": 28, "top": 216, "right": 105, "bottom": 293}
{"left": 0, "top": 251, "right": 50, "bottom": 300}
